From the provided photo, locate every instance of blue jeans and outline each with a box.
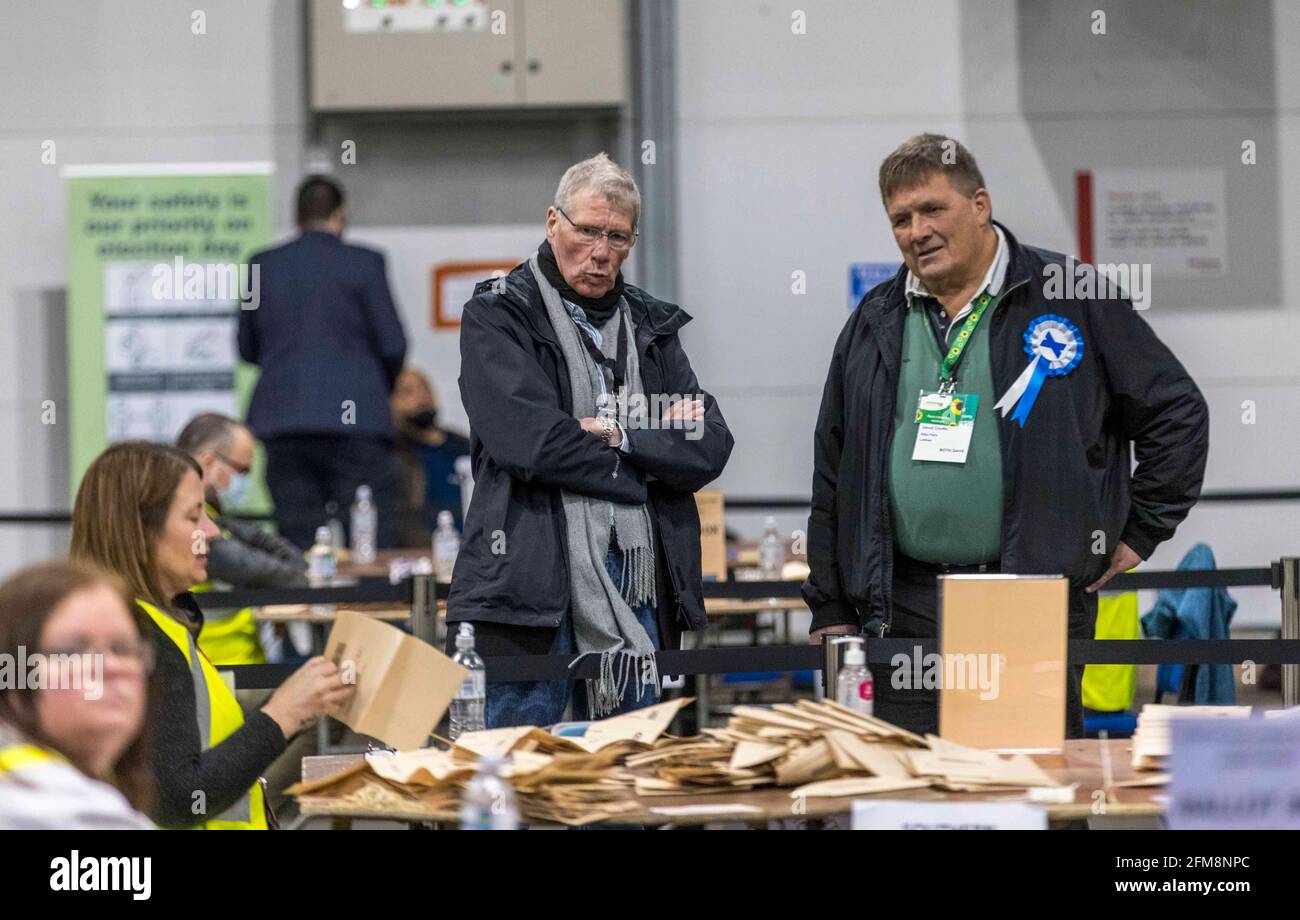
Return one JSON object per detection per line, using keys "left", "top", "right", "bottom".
{"left": 487, "top": 550, "right": 661, "bottom": 728}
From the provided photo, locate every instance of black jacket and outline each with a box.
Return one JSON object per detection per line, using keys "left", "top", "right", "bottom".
{"left": 447, "top": 259, "right": 734, "bottom": 638}
{"left": 208, "top": 512, "right": 308, "bottom": 589}
{"left": 803, "top": 223, "right": 1209, "bottom": 636}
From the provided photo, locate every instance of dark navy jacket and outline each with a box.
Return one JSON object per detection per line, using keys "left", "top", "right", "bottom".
{"left": 238, "top": 231, "right": 407, "bottom": 440}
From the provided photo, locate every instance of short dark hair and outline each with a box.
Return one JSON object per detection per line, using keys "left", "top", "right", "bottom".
{"left": 296, "top": 175, "right": 345, "bottom": 226}
{"left": 176, "top": 413, "right": 240, "bottom": 456}
{"left": 879, "top": 134, "right": 987, "bottom": 203}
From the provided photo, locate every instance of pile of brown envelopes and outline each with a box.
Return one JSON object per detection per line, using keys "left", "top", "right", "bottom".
{"left": 289, "top": 698, "right": 1067, "bottom": 825}
{"left": 628, "top": 700, "right": 1060, "bottom": 801}
{"left": 288, "top": 698, "right": 694, "bottom": 826}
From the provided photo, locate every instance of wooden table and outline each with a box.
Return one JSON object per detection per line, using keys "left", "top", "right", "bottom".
{"left": 294, "top": 739, "right": 1163, "bottom": 828}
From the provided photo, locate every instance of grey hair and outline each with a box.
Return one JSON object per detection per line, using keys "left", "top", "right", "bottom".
{"left": 554, "top": 153, "right": 641, "bottom": 229}
{"left": 176, "top": 413, "right": 241, "bottom": 457}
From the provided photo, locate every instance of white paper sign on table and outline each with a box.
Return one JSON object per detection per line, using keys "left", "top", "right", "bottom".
{"left": 1169, "top": 715, "right": 1300, "bottom": 829}
{"left": 851, "top": 800, "right": 1047, "bottom": 830}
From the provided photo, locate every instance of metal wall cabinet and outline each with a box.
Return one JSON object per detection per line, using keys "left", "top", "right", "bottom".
{"left": 310, "top": 0, "right": 627, "bottom": 112}
{"left": 517, "top": 0, "right": 627, "bottom": 107}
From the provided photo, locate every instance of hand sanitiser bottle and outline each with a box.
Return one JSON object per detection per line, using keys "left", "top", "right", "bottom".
{"left": 835, "top": 636, "right": 874, "bottom": 717}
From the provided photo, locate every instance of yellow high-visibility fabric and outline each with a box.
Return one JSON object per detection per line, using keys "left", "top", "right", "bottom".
{"left": 0, "top": 743, "right": 64, "bottom": 776}
{"left": 191, "top": 509, "right": 268, "bottom": 666}
{"left": 1082, "top": 591, "right": 1141, "bottom": 712}
{"left": 197, "top": 606, "right": 266, "bottom": 666}
{"left": 137, "top": 599, "right": 267, "bottom": 830}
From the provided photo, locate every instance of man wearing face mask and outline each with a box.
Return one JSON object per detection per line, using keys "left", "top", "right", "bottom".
{"left": 176, "top": 413, "right": 309, "bottom": 599}
{"left": 392, "top": 368, "right": 471, "bottom": 546}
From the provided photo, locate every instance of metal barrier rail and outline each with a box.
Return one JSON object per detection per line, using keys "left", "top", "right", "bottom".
{"left": 224, "top": 638, "right": 1300, "bottom": 690}
{"left": 209, "top": 558, "right": 1300, "bottom": 708}
{"left": 193, "top": 564, "right": 1281, "bottom": 611}
{"left": 5, "top": 487, "right": 1300, "bottom": 523}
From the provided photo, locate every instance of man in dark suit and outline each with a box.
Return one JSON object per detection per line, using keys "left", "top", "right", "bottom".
{"left": 238, "top": 176, "right": 408, "bottom": 549}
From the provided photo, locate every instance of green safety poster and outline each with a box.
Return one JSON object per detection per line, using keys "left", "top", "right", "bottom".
{"left": 64, "top": 163, "right": 272, "bottom": 506}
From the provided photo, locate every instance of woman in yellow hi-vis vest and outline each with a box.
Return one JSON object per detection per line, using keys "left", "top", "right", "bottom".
{"left": 71, "top": 442, "right": 354, "bottom": 830}
{"left": 0, "top": 560, "right": 154, "bottom": 829}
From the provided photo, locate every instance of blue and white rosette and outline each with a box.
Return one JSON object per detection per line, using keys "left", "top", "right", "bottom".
{"left": 994, "top": 314, "right": 1083, "bottom": 428}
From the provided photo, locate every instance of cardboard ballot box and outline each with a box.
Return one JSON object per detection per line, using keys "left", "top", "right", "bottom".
{"left": 938, "top": 575, "right": 1068, "bottom": 752}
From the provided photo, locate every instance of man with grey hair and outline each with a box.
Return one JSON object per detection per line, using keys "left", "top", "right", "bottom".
{"left": 176, "top": 413, "right": 306, "bottom": 600}
{"left": 804, "top": 134, "right": 1208, "bottom": 737}
{"left": 448, "top": 153, "right": 733, "bottom": 727}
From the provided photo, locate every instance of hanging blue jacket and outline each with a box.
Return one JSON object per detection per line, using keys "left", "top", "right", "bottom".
{"left": 1141, "top": 543, "right": 1237, "bottom": 704}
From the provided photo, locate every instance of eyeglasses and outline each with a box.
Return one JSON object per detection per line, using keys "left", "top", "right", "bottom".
{"left": 216, "top": 452, "right": 252, "bottom": 476}
{"left": 40, "top": 640, "right": 156, "bottom": 674}
{"left": 557, "top": 207, "right": 637, "bottom": 252}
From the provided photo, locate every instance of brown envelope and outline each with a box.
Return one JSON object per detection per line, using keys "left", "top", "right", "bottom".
{"left": 567, "top": 698, "right": 692, "bottom": 752}
{"left": 324, "top": 610, "right": 468, "bottom": 751}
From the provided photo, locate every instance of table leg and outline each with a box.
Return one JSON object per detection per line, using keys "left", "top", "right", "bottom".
{"left": 312, "top": 623, "right": 333, "bottom": 756}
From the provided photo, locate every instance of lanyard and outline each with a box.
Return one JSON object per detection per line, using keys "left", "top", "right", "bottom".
{"left": 937, "top": 290, "right": 995, "bottom": 394}
{"left": 574, "top": 309, "right": 629, "bottom": 396}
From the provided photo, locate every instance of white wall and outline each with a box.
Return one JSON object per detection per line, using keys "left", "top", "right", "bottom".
{"left": 0, "top": 0, "right": 1296, "bottom": 630}
{"left": 0, "top": 0, "right": 613, "bottom": 576}
{"left": 0, "top": 0, "right": 307, "bottom": 569}
{"left": 674, "top": 0, "right": 1300, "bottom": 626}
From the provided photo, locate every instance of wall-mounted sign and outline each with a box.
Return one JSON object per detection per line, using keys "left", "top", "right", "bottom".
{"left": 1077, "top": 168, "right": 1228, "bottom": 276}
{"left": 432, "top": 261, "right": 517, "bottom": 330}
{"left": 849, "top": 261, "right": 901, "bottom": 311}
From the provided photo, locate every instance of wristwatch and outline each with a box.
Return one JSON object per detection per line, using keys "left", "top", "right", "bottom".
{"left": 599, "top": 414, "right": 617, "bottom": 445}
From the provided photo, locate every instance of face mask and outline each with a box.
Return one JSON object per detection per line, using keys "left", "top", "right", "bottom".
{"left": 220, "top": 473, "right": 251, "bottom": 509}
{"left": 405, "top": 409, "right": 438, "bottom": 431}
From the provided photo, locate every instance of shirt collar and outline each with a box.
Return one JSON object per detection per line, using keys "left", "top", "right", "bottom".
{"left": 905, "top": 224, "right": 1009, "bottom": 308}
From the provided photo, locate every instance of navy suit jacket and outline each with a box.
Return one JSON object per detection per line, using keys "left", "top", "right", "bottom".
{"left": 239, "top": 231, "right": 407, "bottom": 440}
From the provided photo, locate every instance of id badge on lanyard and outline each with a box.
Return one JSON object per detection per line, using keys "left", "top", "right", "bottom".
{"left": 911, "top": 291, "right": 993, "bottom": 465}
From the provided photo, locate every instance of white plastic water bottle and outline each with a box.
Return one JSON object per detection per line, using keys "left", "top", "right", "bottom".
{"left": 350, "top": 485, "right": 377, "bottom": 564}
{"left": 433, "top": 510, "right": 460, "bottom": 584}
{"left": 759, "top": 516, "right": 785, "bottom": 579}
{"left": 450, "top": 623, "right": 486, "bottom": 740}
{"left": 459, "top": 755, "right": 518, "bottom": 830}
{"left": 307, "top": 525, "right": 337, "bottom": 619}
{"left": 835, "top": 636, "right": 874, "bottom": 717}
{"left": 324, "top": 501, "right": 344, "bottom": 552}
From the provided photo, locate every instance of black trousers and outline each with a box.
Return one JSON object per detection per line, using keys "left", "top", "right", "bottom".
{"left": 263, "top": 434, "right": 401, "bottom": 550}
{"left": 869, "top": 553, "right": 1095, "bottom": 739}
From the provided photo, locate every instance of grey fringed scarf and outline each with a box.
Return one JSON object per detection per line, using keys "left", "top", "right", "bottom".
{"left": 530, "top": 257, "right": 659, "bottom": 718}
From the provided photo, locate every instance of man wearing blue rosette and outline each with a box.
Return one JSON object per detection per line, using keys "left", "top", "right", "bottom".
{"left": 804, "top": 134, "right": 1208, "bottom": 737}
